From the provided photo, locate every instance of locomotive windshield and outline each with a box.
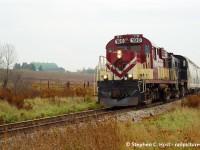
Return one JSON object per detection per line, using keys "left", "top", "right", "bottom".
{"left": 116, "top": 45, "right": 141, "bottom": 52}
{"left": 117, "top": 46, "right": 128, "bottom": 50}
{"left": 130, "top": 45, "right": 141, "bottom": 52}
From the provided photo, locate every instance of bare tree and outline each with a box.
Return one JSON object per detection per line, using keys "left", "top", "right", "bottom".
{"left": 11, "top": 70, "right": 33, "bottom": 94}
{"left": 0, "top": 45, "right": 4, "bottom": 67}
{"left": 0, "top": 44, "right": 4, "bottom": 87}
{"left": 0, "top": 44, "right": 17, "bottom": 89}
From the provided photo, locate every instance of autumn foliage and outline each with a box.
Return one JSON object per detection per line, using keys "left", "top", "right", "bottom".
{"left": 182, "top": 94, "right": 200, "bottom": 108}
{"left": 0, "top": 89, "right": 25, "bottom": 109}
{"left": 0, "top": 82, "right": 94, "bottom": 109}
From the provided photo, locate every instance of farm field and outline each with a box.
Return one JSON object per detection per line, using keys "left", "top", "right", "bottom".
{"left": 0, "top": 69, "right": 94, "bottom": 83}
{"left": 0, "top": 85, "right": 99, "bottom": 124}
{"left": 0, "top": 69, "right": 98, "bottom": 124}
{"left": 1, "top": 95, "right": 200, "bottom": 149}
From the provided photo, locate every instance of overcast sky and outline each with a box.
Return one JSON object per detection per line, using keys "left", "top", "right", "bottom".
{"left": 0, "top": 0, "right": 200, "bottom": 71}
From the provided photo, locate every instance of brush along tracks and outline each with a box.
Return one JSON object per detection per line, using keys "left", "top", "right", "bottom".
{"left": 0, "top": 108, "right": 130, "bottom": 137}
{"left": 0, "top": 98, "right": 182, "bottom": 137}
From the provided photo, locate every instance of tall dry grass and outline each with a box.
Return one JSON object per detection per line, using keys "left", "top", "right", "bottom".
{"left": 0, "top": 97, "right": 99, "bottom": 124}
{"left": 1, "top": 96, "right": 200, "bottom": 150}
{"left": 0, "top": 85, "right": 94, "bottom": 109}
{"left": 182, "top": 94, "right": 200, "bottom": 108}
{"left": 0, "top": 119, "right": 121, "bottom": 150}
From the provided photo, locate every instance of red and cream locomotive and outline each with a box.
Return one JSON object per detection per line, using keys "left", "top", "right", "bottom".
{"left": 95, "top": 34, "right": 200, "bottom": 107}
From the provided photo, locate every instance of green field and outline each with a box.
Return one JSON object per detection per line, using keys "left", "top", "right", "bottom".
{"left": 1, "top": 95, "right": 200, "bottom": 150}
{"left": 0, "top": 96, "right": 99, "bottom": 124}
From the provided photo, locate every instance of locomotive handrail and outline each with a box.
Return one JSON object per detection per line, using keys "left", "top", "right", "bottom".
{"left": 138, "top": 80, "right": 146, "bottom": 93}
{"left": 98, "top": 56, "right": 107, "bottom": 71}
{"left": 94, "top": 56, "right": 111, "bottom": 95}
{"left": 94, "top": 66, "right": 98, "bottom": 96}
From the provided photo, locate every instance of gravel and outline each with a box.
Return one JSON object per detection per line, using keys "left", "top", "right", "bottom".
{"left": 116, "top": 99, "right": 184, "bottom": 122}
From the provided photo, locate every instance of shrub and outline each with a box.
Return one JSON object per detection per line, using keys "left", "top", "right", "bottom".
{"left": 22, "top": 102, "right": 33, "bottom": 110}
{"left": 0, "top": 81, "right": 96, "bottom": 111}
{"left": 2, "top": 107, "right": 200, "bottom": 149}
{"left": 182, "top": 94, "right": 200, "bottom": 108}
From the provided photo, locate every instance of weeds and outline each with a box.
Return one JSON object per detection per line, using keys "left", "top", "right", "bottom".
{"left": 182, "top": 94, "right": 200, "bottom": 108}
{"left": 0, "top": 97, "right": 99, "bottom": 124}
{"left": 0, "top": 84, "right": 94, "bottom": 110}
{"left": 0, "top": 119, "right": 121, "bottom": 150}
{"left": 1, "top": 106, "right": 200, "bottom": 150}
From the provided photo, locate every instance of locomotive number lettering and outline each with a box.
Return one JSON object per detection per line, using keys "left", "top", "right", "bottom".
{"left": 115, "top": 39, "right": 125, "bottom": 44}
{"left": 130, "top": 38, "right": 142, "bottom": 43}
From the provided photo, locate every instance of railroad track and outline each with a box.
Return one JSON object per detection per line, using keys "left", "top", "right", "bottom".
{"left": 0, "top": 107, "right": 132, "bottom": 137}
{"left": 0, "top": 98, "right": 181, "bottom": 137}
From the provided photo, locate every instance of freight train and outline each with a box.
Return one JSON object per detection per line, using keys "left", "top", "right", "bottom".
{"left": 95, "top": 34, "right": 200, "bottom": 107}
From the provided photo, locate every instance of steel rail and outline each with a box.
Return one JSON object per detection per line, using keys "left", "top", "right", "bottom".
{"left": 0, "top": 108, "right": 111, "bottom": 135}
{"left": 0, "top": 97, "right": 183, "bottom": 137}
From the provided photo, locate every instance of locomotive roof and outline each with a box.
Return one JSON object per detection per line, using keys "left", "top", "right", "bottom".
{"left": 114, "top": 34, "right": 160, "bottom": 48}
{"left": 151, "top": 42, "right": 159, "bottom": 48}
{"left": 185, "top": 56, "right": 200, "bottom": 68}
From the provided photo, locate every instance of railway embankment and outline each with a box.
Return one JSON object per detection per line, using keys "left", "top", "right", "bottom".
{"left": 1, "top": 94, "right": 200, "bottom": 149}
{"left": 116, "top": 99, "right": 183, "bottom": 123}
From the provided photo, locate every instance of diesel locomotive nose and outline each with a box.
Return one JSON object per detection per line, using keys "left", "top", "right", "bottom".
{"left": 114, "top": 59, "right": 127, "bottom": 71}
{"left": 117, "top": 50, "right": 122, "bottom": 59}
{"left": 114, "top": 50, "right": 127, "bottom": 70}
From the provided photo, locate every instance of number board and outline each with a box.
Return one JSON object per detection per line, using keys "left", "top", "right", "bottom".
{"left": 130, "top": 38, "right": 142, "bottom": 43}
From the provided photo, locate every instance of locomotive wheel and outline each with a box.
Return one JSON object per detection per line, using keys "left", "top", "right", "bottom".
{"left": 144, "top": 98, "right": 153, "bottom": 105}
{"left": 165, "top": 95, "right": 171, "bottom": 100}
{"left": 162, "top": 91, "right": 170, "bottom": 103}
{"left": 175, "top": 90, "right": 180, "bottom": 98}
{"left": 180, "top": 86, "right": 185, "bottom": 97}
{"left": 143, "top": 92, "right": 153, "bottom": 105}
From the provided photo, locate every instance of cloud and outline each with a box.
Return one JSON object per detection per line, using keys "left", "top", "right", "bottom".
{"left": 0, "top": 0, "right": 200, "bottom": 71}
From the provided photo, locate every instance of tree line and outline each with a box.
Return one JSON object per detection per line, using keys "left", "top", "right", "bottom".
{"left": 13, "top": 62, "right": 43, "bottom": 71}
{"left": 76, "top": 67, "right": 95, "bottom": 74}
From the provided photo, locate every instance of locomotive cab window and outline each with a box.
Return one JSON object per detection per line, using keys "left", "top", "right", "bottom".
{"left": 117, "top": 46, "right": 128, "bottom": 51}
{"left": 145, "top": 45, "right": 150, "bottom": 53}
{"left": 153, "top": 48, "right": 157, "bottom": 60}
{"left": 183, "top": 60, "right": 186, "bottom": 67}
{"left": 107, "top": 48, "right": 113, "bottom": 53}
{"left": 130, "top": 45, "right": 141, "bottom": 52}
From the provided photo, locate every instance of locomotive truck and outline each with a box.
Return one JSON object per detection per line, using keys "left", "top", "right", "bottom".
{"left": 94, "top": 34, "right": 200, "bottom": 107}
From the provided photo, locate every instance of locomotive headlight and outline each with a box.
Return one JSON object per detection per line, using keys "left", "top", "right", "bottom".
{"left": 117, "top": 50, "right": 122, "bottom": 59}
{"left": 103, "top": 74, "right": 108, "bottom": 80}
{"left": 128, "top": 73, "right": 133, "bottom": 79}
